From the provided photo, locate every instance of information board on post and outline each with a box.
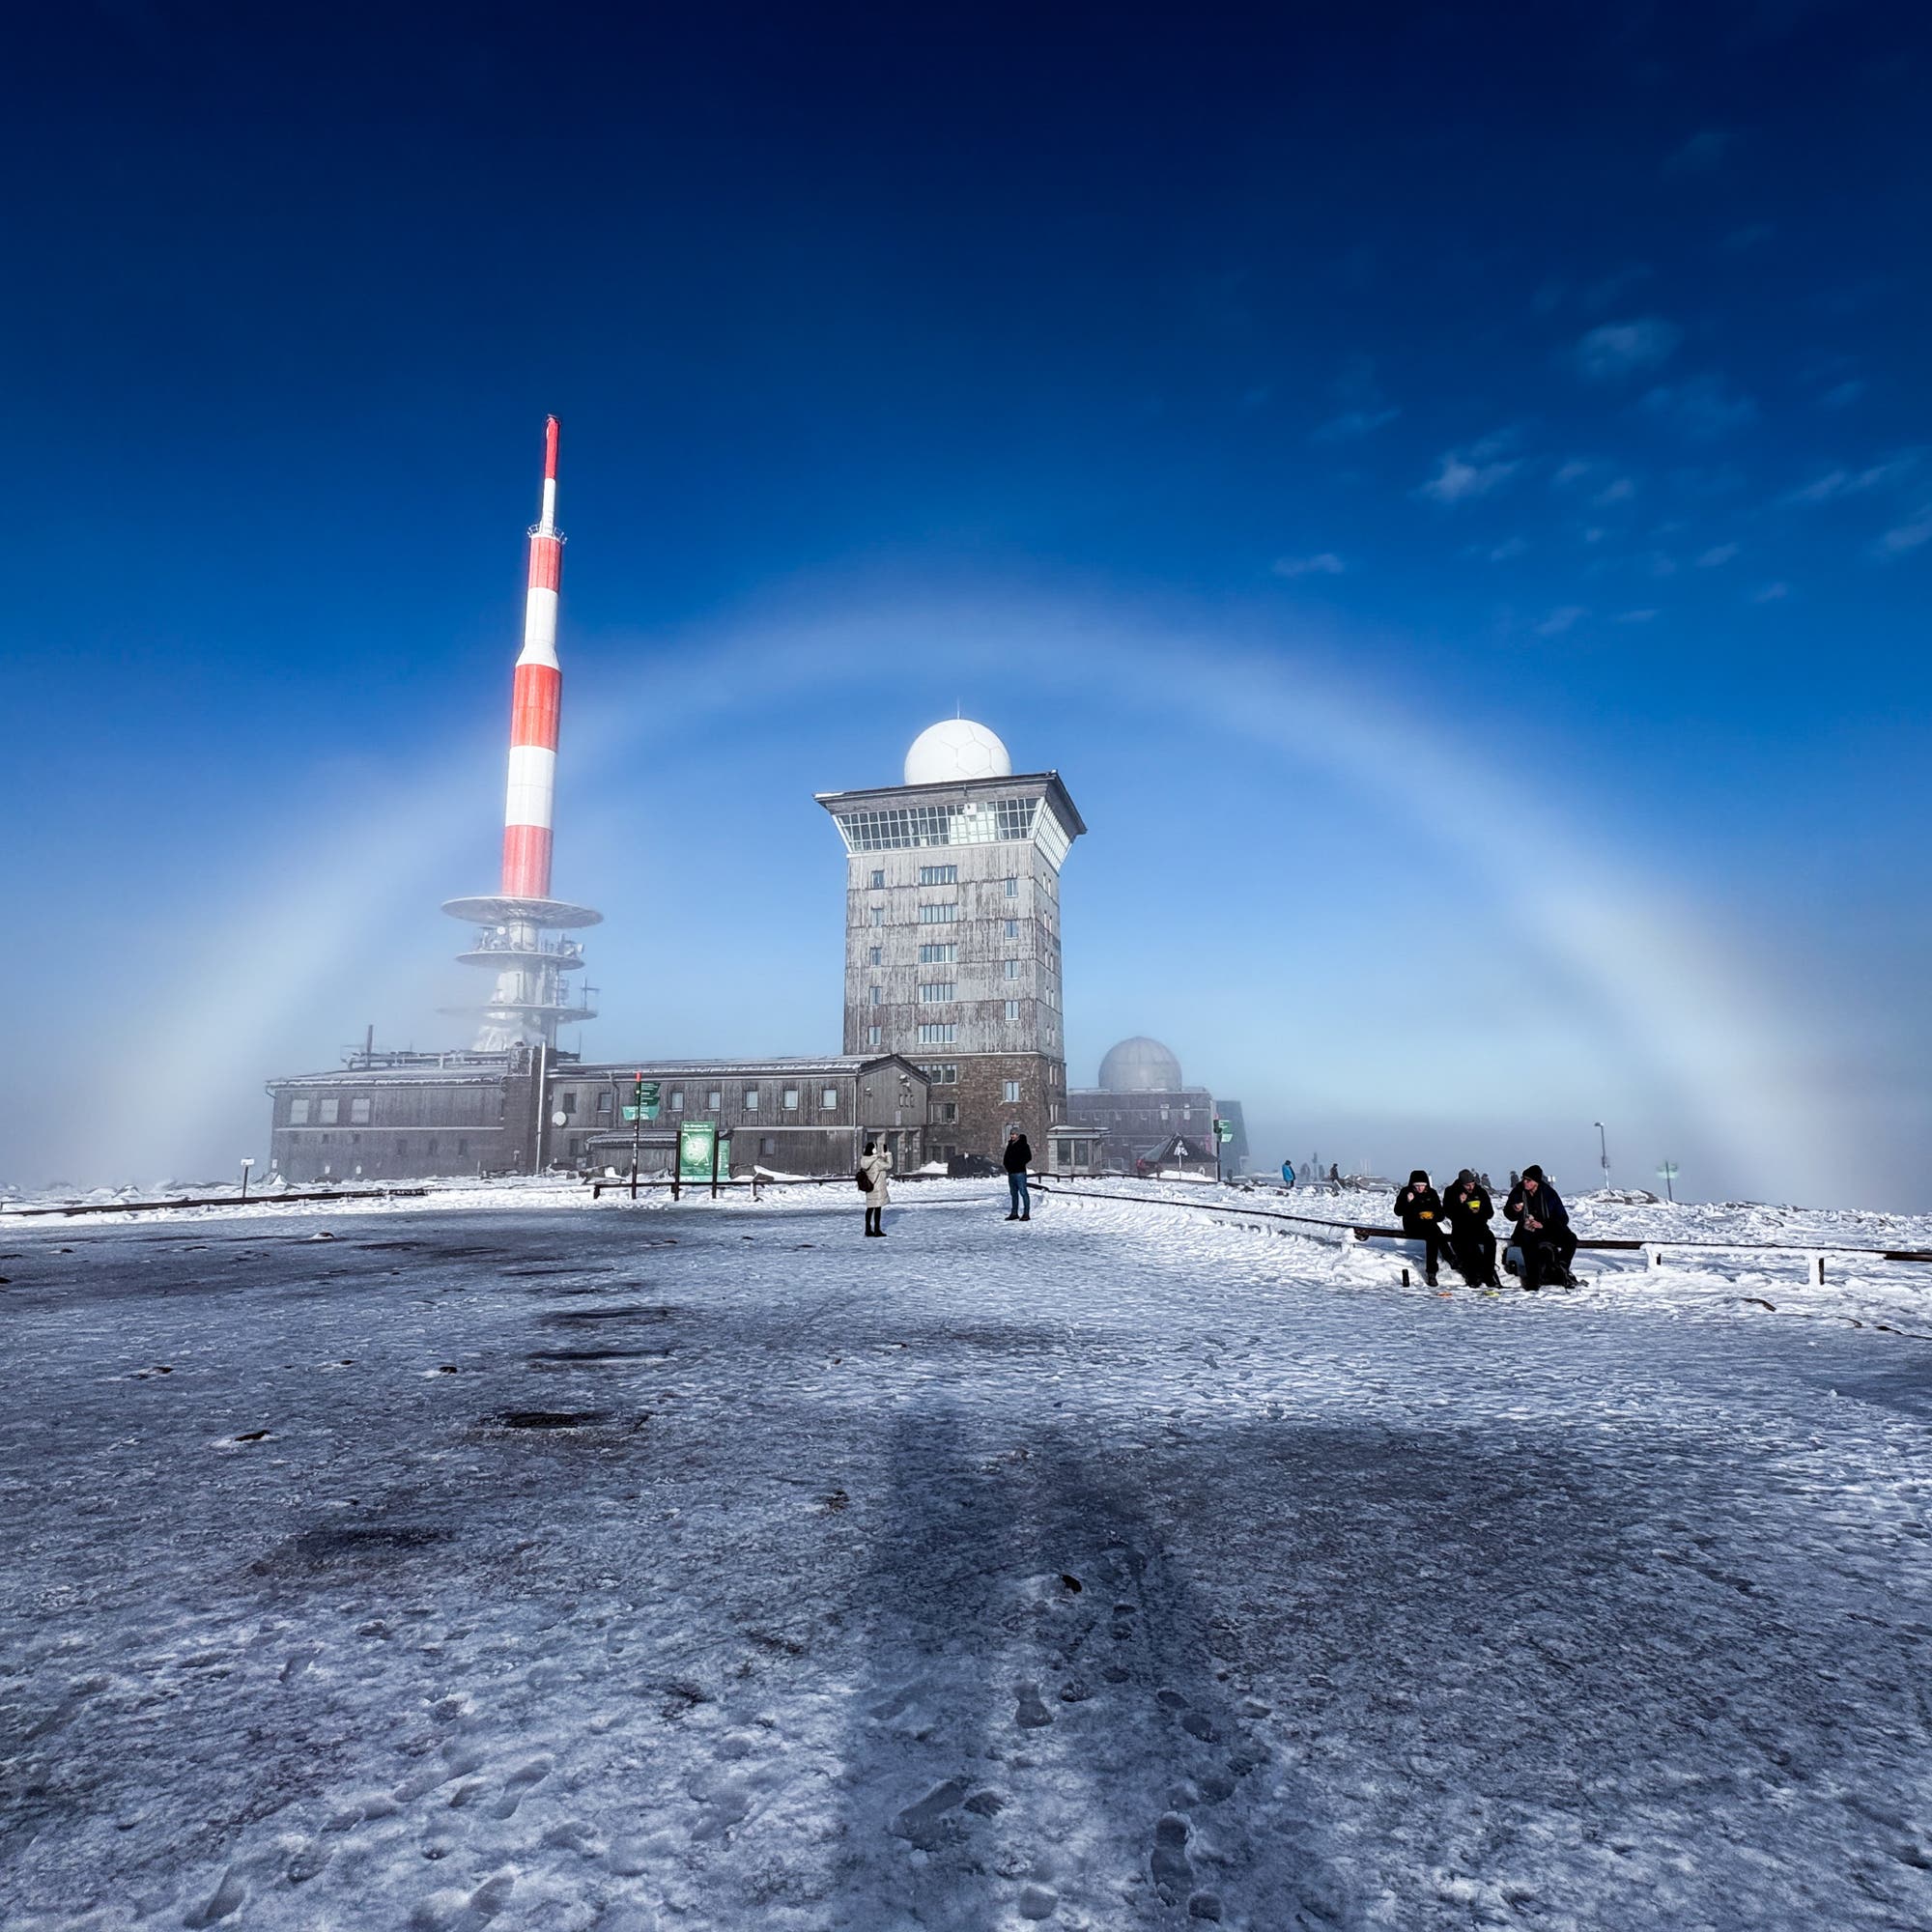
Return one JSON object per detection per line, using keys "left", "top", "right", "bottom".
{"left": 677, "top": 1122, "right": 718, "bottom": 1182}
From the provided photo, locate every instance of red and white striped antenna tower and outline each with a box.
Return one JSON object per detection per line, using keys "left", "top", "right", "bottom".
{"left": 442, "top": 416, "right": 601, "bottom": 1051}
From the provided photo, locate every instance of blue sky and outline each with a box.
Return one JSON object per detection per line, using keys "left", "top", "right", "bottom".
{"left": 5, "top": 3, "right": 1928, "bottom": 1206}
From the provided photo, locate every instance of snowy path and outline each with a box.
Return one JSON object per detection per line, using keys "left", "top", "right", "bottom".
{"left": 2, "top": 1184, "right": 1929, "bottom": 1931}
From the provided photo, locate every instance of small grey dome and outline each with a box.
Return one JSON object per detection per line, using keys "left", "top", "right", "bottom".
{"left": 1098, "top": 1037, "right": 1183, "bottom": 1092}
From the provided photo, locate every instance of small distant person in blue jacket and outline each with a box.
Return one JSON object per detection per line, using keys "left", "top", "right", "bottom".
{"left": 1281, "top": 1158, "right": 1295, "bottom": 1189}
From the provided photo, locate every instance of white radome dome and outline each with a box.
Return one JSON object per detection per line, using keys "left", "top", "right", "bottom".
{"left": 904, "top": 718, "right": 1013, "bottom": 786}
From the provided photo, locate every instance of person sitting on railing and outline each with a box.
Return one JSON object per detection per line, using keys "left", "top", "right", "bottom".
{"left": 1504, "top": 1165, "right": 1578, "bottom": 1290}
{"left": 1444, "top": 1169, "right": 1502, "bottom": 1288}
{"left": 1393, "top": 1170, "right": 1453, "bottom": 1287}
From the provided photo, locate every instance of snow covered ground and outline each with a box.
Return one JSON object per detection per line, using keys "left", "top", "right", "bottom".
{"left": 3, "top": 1180, "right": 1929, "bottom": 1930}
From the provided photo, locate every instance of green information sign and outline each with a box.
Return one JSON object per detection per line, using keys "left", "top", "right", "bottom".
{"left": 677, "top": 1122, "right": 719, "bottom": 1181}
{"left": 1213, "top": 1119, "right": 1234, "bottom": 1143}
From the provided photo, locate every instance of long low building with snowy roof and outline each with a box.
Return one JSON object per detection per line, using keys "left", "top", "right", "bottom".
{"left": 265, "top": 1051, "right": 929, "bottom": 1184}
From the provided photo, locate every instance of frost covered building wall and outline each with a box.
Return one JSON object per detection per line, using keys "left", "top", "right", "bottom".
{"left": 817, "top": 721, "right": 1085, "bottom": 1164}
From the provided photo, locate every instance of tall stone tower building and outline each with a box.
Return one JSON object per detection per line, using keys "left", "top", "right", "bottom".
{"left": 817, "top": 721, "right": 1085, "bottom": 1164}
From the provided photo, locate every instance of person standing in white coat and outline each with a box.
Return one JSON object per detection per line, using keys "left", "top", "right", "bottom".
{"left": 859, "top": 1139, "right": 892, "bottom": 1237}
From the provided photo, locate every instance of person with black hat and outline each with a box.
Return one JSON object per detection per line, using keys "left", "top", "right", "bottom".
{"left": 1393, "top": 1169, "right": 1453, "bottom": 1286}
{"left": 1443, "top": 1169, "right": 1502, "bottom": 1287}
{"left": 1503, "top": 1164, "right": 1577, "bottom": 1288}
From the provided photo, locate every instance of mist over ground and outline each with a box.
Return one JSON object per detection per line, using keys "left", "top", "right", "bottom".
{"left": 4, "top": 597, "right": 1911, "bottom": 1211}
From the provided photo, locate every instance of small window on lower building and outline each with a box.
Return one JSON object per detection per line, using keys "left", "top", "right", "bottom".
{"left": 760, "top": 1135, "right": 776, "bottom": 1155}
{"left": 1005, "top": 999, "right": 1021, "bottom": 1019}
{"left": 289, "top": 1097, "right": 311, "bottom": 1125}
{"left": 782, "top": 1087, "right": 799, "bottom": 1110}
{"left": 707, "top": 1089, "right": 723, "bottom": 1110}
{"left": 1004, "top": 1080, "right": 1022, "bottom": 1103}
{"left": 867, "top": 1025, "right": 881, "bottom": 1047}
{"left": 869, "top": 946, "right": 882, "bottom": 966}
{"left": 350, "top": 1096, "right": 371, "bottom": 1124}
{"left": 670, "top": 1088, "right": 685, "bottom": 1110}
{"left": 596, "top": 1090, "right": 611, "bottom": 1115}
{"left": 942, "top": 1102, "right": 957, "bottom": 1122}
{"left": 744, "top": 1088, "right": 760, "bottom": 1112}
{"left": 1004, "top": 876, "right": 1018, "bottom": 898}
{"left": 871, "top": 869, "right": 885, "bottom": 889}
{"left": 319, "top": 1095, "right": 340, "bottom": 1126}
{"left": 870, "top": 907, "right": 884, "bottom": 927}
{"left": 821, "top": 1087, "right": 838, "bottom": 1109}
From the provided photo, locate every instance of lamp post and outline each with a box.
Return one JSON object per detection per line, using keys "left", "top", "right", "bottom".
{"left": 1593, "top": 1121, "right": 1610, "bottom": 1189}
{"left": 1657, "top": 1160, "right": 1679, "bottom": 1204}
{"left": 240, "top": 1157, "right": 254, "bottom": 1201}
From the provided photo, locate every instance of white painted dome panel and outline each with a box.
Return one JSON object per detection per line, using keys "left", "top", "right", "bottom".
{"left": 904, "top": 719, "right": 1013, "bottom": 785}
{"left": 1098, "top": 1037, "right": 1185, "bottom": 1092}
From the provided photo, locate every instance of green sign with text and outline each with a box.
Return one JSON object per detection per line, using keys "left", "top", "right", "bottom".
{"left": 677, "top": 1122, "right": 719, "bottom": 1181}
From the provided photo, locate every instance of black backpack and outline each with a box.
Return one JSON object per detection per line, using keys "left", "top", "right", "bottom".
{"left": 855, "top": 1166, "right": 873, "bottom": 1192}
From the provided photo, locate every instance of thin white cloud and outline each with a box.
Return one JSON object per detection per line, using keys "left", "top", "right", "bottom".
{"left": 1876, "top": 506, "right": 1932, "bottom": 556}
{"left": 1582, "top": 265, "right": 1655, "bottom": 313}
{"left": 1593, "top": 476, "right": 1637, "bottom": 506}
{"left": 1665, "top": 128, "right": 1735, "bottom": 175}
{"left": 1420, "top": 437, "right": 1524, "bottom": 505}
{"left": 1782, "top": 451, "right": 1921, "bottom": 505}
{"left": 1819, "top": 379, "right": 1866, "bottom": 409}
{"left": 1574, "top": 317, "right": 1682, "bottom": 381}
{"left": 1697, "top": 543, "right": 1741, "bottom": 567}
{"left": 1552, "top": 458, "right": 1595, "bottom": 489}
{"left": 1487, "top": 535, "right": 1529, "bottom": 561}
{"left": 1311, "top": 356, "right": 1398, "bottom": 443}
{"left": 1752, "top": 581, "right": 1790, "bottom": 602}
{"left": 1310, "top": 407, "right": 1400, "bottom": 443}
{"left": 1535, "top": 606, "right": 1587, "bottom": 637}
{"left": 1271, "top": 552, "right": 1348, "bottom": 579}
{"left": 1616, "top": 609, "right": 1661, "bottom": 623}
{"left": 1642, "top": 376, "right": 1759, "bottom": 440}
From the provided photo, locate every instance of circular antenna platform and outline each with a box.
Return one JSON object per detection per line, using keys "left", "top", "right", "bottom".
{"left": 441, "top": 895, "right": 604, "bottom": 930}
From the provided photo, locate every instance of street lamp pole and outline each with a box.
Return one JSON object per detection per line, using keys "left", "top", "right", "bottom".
{"left": 240, "top": 1157, "right": 254, "bottom": 1201}
{"left": 1593, "top": 1121, "right": 1609, "bottom": 1189}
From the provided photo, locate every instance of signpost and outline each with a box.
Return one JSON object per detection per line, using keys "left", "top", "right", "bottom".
{"left": 1657, "top": 1160, "right": 1680, "bottom": 1204}
{"left": 623, "top": 1073, "right": 661, "bottom": 1199}
{"left": 1212, "top": 1116, "right": 1233, "bottom": 1182}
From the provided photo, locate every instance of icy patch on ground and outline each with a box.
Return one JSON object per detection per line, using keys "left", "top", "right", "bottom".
{"left": 1, "top": 1186, "right": 1929, "bottom": 1929}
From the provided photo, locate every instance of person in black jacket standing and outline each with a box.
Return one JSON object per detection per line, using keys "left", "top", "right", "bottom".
{"left": 1393, "top": 1169, "right": 1452, "bottom": 1285}
{"left": 1443, "top": 1169, "right": 1501, "bottom": 1287}
{"left": 1504, "top": 1164, "right": 1577, "bottom": 1289}
{"left": 1003, "top": 1126, "right": 1033, "bottom": 1222}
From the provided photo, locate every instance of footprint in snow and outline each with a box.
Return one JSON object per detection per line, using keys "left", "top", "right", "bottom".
{"left": 183, "top": 1866, "right": 247, "bottom": 1926}
{"left": 1151, "top": 1812, "right": 1194, "bottom": 1904}
{"left": 890, "top": 1776, "right": 970, "bottom": 1850}
{"left": 1013, "top": 1681, "right": 1053, "bottom": 1729}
